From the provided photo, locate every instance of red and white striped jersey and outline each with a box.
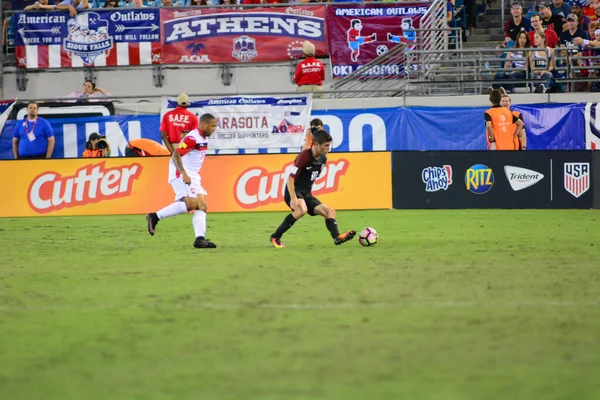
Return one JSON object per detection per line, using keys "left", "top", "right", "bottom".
{"left": 168, "top": 129, "right": 209, "bottom": 182}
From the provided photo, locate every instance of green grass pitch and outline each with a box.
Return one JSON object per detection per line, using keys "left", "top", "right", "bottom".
{"left": 1, "top": 210, "right": 599, "bottom": 400}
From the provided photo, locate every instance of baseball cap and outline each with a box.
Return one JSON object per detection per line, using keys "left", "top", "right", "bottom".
{"left": 89, "top": 132, "right": 105, "bottom": 141}
{"left": 302, "top": 40, "right": 315, "bottom": 56}
{"left": 566, "top": 13, "right": 578, "bottom": 21}
{"left": 511, "top": 2, "right": 522, "bottom": 8}
{"left": 177, "top": 93, "right": 190, "bottom": 107}
{"left": 536, "top": 1, "right": 549, "bottom": 9}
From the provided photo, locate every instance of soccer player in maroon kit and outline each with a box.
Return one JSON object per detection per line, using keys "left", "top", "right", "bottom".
{"left": 160, "top": 93, "right": 199, "bottom": 154}
{"left": 270, "top": 129, "right": 356, "bottom": 248}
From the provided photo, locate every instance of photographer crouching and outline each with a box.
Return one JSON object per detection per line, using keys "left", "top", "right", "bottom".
{"left": 82, "top": 133, "right": 111, "bottom": 158}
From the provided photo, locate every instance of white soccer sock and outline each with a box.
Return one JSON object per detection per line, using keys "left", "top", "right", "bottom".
{"left": 156, "top": 201, "right": 188, "bottom": 220}
{"left": 193, "top": 210, "right": 207, "bottom": 238}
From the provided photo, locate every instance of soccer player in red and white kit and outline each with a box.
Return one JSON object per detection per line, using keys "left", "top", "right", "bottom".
{"left": 294, "top": 41, "right": 325, "bottom": 97}
{"left": 160, "top": 93, "right": 198, "bottom": 154}
{"left": 146, "top": 113, "right": 217, "bottom": 249}
{"left": 270, "top": 129, "right": 356, "bottom": 248}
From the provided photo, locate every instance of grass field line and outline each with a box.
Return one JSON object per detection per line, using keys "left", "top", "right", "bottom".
{"left": 1, "top": 300, "right": 600, "bottom": 312}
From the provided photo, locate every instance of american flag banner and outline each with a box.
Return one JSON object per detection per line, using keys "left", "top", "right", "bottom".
{"left": 15, "top": 10, "right": 161, "bottom": 69}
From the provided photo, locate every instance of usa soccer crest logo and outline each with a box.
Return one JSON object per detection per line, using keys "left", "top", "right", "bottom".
{"left": 64, "top": 12, "right": 113, "bottom": 65}
{"left": 564, "top": 162, "right": 590, "bottom": 198}
{"left": 232, "top": 35, "right": 257, "bottom": 62}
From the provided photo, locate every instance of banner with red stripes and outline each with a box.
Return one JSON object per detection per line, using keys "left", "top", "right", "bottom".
{"left": 14, "top": 10, "right": 161, "bottom": 69}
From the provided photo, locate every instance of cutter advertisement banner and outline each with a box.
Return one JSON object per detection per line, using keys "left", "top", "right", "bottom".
{"left": 0, "top": 151, "right": 391, "bottom": 217}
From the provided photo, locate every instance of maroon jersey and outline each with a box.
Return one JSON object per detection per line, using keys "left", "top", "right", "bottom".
{"left": 287, "top": 149, "right": 327, "bottom": 194}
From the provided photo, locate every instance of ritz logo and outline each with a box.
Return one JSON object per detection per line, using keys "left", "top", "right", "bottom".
{"left": 465, "top": 164, "right": 494, "bottom": 194}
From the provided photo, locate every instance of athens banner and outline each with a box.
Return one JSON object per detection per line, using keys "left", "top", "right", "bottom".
{"left": 14, "top": 10, "right": 161, "bottom": 69}
{"left": 160, "top": 6, "right": 327, "bottom": 64}
{"left": 0, "top": 152, "right": 391, "bottom": 217}
{"left": 160, "top": 94, "right": 312, "bottom": 150}
{"left": 326, "top": 4, "right": 428, "bottom": 78}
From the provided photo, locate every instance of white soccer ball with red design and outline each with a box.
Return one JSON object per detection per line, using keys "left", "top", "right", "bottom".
{"left": 358, "top": 227, "right": 378, "bottom": 247}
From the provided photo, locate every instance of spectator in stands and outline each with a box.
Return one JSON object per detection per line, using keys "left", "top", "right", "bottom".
{"left": 573, "top": 28, "right": 600, "bottom": 90}
{"left": 504, "top": 3, "right": 532, "bottom": 46}
{"left": 594, "top": 3, "right": 600, "bottom": 20}
{"left": 65, "top": 80, "right": 112, "bottom": 102}
{"left": 557, "top": 14, "right": 589, "bottom": 89}
{"left": 294, "top": 41, "right": 325, "bottom": 98}
{"left": 583, "top": 0, "right": 599, "bottom": 18}
{"left": 12, "top": 101, "right": 55, "bottom": 160}
{"left": 559, "top": 14, "right": 589, "bottom": 49}
{"left": 538, "top": 1, "right": 567, "bottom": 35}
{"left": 160, "top": 94, "right": 198, "bottom": 154}
{"left": 161, "top": 0, "right": 173, "bottom": 6}
{"left": 82, "top": 133, "right": 111, "bottom": 158}
{"left": 530, "top": 14, "right": 560, "bottom": 47}
{"left": 190, "top": 0, "right": 207, "bottom": 5}
{"left": 24, "top": 0, "right": 77, "bottom": 16}
{"left": 550, "top": 0, "right": 572, "bottom": 18}
{"left": 57, "top": 0, "right": 90, "bottom": 13}
{"left": 571, "top": 0, "right": 592, "bottom": 31}
{"left": 103, "top": 0, "right": 120, "bottom": 7}
{"left": 493, "top": 31, "right": 531, "bottom": 93}
{"left": 131, "top": 0, "right": 146, "bottom": 6}
{"left": 530, "top": 31, "right": 555, "bottom": 92}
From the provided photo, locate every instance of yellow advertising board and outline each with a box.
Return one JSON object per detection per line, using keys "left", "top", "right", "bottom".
{"left": 0, "top": 152, "right": 391, "bottom": 217}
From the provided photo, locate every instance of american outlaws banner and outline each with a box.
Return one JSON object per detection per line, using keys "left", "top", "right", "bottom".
{"left": 326, "top": 4, "right": 428, "bottom": 78}
{"left": 14, "top": 10, "right": 161, "bottom": 69}
{"left": 160, "top": 6, "right": 327, "bottom": 64}
{"left": 161, "top": 94, "right": 313, "bottom": 150}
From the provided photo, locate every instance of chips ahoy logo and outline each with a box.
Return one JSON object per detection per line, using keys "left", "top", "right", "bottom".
{"left": 422, "top": 165, "right": 452, "bottom": 192}
{"left": 465, "top": 164, "right": 494, "bottom": 194}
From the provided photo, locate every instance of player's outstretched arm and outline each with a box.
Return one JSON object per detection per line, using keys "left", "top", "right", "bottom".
{"left": 301, "top": 129, "right": 311, "bottom": 151}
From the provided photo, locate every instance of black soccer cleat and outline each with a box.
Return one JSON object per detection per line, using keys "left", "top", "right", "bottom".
{"left": 334, "top": 230, "right": 356, "bottom": 246}
{"left": 194, "top": 237, "right": 217, "bottom": 249}
{"left": 146, "top": 213, "right": 159, "bottom": 236}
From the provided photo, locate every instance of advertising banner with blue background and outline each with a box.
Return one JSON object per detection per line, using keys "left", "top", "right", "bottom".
{"left": 15, "top": 10, "right": 161, "bottom": 69}
{"left": 0, "top": 103, "right": 588, "bottom": 159}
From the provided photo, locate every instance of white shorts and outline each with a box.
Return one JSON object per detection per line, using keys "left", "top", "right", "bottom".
{"left": 170, "top": 176, "right": 207, "bottom": 201}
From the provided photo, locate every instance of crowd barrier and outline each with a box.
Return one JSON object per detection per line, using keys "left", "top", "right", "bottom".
{"left": 392, "top": 151, "right": 600, "bottom": 209}
{"left": 2, "top": 101, "right": 598, "bottom": 160}
{"left": 0, "top": 152, "right": 391, "bottom": 217}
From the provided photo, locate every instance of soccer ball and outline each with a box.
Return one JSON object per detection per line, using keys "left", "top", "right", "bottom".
{"left": 358, "top": 227, "right": 378, "bottom": 247}
{"left": 376, "top": 45, "right": 388, "bottom": 56}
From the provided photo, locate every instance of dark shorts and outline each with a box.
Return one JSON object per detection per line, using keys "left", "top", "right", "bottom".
{"left": 284, "top": 191, "right": 322, "bottom": 216}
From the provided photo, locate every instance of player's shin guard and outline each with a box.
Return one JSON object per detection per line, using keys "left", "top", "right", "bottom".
{"left": 157, "top": 201, "right": 188, "bottom": 219}
{"left": 193, "top": 210, "right": 207, "bottom": 238}
{"left": 272, "top": 213, "right": 297, "bottom": 239}
{"left": 325, "top": 218, "right": 340, "bottom": 239}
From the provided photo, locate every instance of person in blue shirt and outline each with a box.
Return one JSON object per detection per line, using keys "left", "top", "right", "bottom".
{"left": 12, "top": 102, "right": 55, "bottom": 160}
